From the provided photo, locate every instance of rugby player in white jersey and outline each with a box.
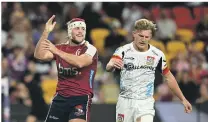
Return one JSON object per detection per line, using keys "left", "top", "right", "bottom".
{"left": 106, "top": 19, "right": 192, "bottom": 122}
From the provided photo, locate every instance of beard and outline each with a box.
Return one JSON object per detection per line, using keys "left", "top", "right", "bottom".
{"left": 71, "top": 34, "right": 85, "bottom": 45}
{"left": 71, "top": 39, "right": 83, "bottom": 44}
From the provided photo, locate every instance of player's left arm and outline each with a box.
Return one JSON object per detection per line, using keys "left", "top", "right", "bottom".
{"left": 158, "top": 52, "right": 192, "bottom": 113}
{"left": 163, "top": 71, "right": 186, "bottom": 102}
{"left": 163, "top": 71, "right": 192, "bottom": 113}
{"left": 43, "top": 39, "right": 97, "bottom": 68}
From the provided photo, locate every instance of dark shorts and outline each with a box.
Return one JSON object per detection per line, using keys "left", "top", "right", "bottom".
{"left": 45, "top": 93, "right": 92, "bottom": 122}
{"left": 30, "top": 104, "right": 48, "bottom": 120}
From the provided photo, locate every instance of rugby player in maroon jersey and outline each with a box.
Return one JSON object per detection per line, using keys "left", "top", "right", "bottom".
{"left": 34, "top": 15, "right": 98, "bottom": 122}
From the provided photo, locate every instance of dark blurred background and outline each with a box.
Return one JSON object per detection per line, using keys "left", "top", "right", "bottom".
{"left": 1, "top": 2, "right": 208, "bottom": 122}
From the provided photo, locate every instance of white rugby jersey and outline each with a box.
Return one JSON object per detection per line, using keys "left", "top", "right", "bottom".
{"left": 112, "top": 42, "right": 169, "bottom": 100}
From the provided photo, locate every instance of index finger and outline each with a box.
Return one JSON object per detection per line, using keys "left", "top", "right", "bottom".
{"left": 44, "top": 39, "right": 52, "bottom": 44}
{"left": 47, "top": 15, "right": 55, "bottom": 23}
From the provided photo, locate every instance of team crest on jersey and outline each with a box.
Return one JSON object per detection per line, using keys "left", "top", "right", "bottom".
{"left": 146, "top": 56, "right": 155, "bottom": 65}
{"left": 75, "top": 49, "right": 81, "bottom": 56}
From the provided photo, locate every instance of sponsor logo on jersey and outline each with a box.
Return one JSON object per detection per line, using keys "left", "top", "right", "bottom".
{"left": 124, "top": 63, "right": 155, "bottom": 71}
{"left": 58, "top": 63, "right": 79, "bottom": 77}
{"left": 49, "top": 115, "right": 59, "bottom": 120}
{"left": 124, "top": 57, "right": 134, "bottom": 60}
{"left": 146, "top": 56, "right": 155, "bottom": 65}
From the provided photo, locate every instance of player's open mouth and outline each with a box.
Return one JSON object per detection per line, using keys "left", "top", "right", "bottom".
{"left": 139, "top": 42, "right": 145, "bottom": 45}
{"left": 76, "top": 35, "right": 83, "bottom": 37}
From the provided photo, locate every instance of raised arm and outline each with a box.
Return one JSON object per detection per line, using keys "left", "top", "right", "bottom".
{"left": 42, "top": 40, "right": 97, "bottom": 68}
{"left": 34, "top": 15, "right": 56, "bottom": 61}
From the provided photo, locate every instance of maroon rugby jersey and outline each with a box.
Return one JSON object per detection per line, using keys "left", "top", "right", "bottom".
{"left": 54, "top": 41, "right": 98, "bottom": 97}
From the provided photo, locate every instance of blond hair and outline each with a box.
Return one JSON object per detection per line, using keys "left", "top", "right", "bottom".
{"left": 134, "top": 19, "right": 157, "bottom": 36}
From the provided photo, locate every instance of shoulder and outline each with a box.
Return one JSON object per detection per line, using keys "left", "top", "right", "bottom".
{"left": 84, "top": 41, "right": 98, "bottom": 57}
{"left": 115, "top": 43, "right": 132, "bottom": 52}
{"left": 149, "top": 44, "right": 165, "bottom": 57}
{"left": 85, "top": 41, "right": 97, "bottom": 52}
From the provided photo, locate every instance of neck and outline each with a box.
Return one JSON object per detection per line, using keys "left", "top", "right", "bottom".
{"left": 133, "top": 42, "right": 149, "bottom": 52}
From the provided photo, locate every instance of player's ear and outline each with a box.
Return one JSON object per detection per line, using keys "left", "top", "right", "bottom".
{"left": 132, "top": 30, "right": 136, "bottom": 38}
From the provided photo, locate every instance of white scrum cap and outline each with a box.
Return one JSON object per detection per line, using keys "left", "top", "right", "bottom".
{"left": 66, "top": 18, "right": 86, "bottom": 39}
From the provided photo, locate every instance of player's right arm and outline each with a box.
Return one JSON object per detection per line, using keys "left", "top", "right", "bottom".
{"left": 34, "top": 15, "right": 56, "bottom": 61}
{"left": 106, "top": 46, "right": 124, "bottom": 72}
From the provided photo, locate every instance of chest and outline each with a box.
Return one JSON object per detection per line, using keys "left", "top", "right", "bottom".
{"left": 55, "top": 45, "right": 86, "bottom": 67}
{"left": 57, "top": 45, "right": 86, "bottom": 56}
{"left": 122, "top": 52, "right": 160, "bottom": 69}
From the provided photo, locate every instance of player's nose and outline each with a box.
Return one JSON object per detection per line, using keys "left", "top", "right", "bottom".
{"left": 78, "top": 28, "right": 84, "bottom": 32}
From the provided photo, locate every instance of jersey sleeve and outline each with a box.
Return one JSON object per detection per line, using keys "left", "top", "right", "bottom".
{"left": 160, "top": 52, "right": 169, "bottom": 75}
{"left": 156, "top": 51, "right": 169, "bottom": 75}
{"left": 84, "top": 43, "right": 97, "bottom": 57}
{"left": 111, "top": 46, "right": 124, "bottom": 60}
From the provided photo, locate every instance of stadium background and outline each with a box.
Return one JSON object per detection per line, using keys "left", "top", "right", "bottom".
{"left": 1, "top": 2, "right": 208, "bottom": 122}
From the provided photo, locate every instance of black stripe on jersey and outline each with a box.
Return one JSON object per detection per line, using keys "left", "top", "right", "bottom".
{"left": 122, "top": 51, "right": 125, "bottom": 59}
{"left": 152, "top": 50, "right": 159, "bottom": 56}
{"left": 156, "top": 57, "right": 162, "bottom": 73}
